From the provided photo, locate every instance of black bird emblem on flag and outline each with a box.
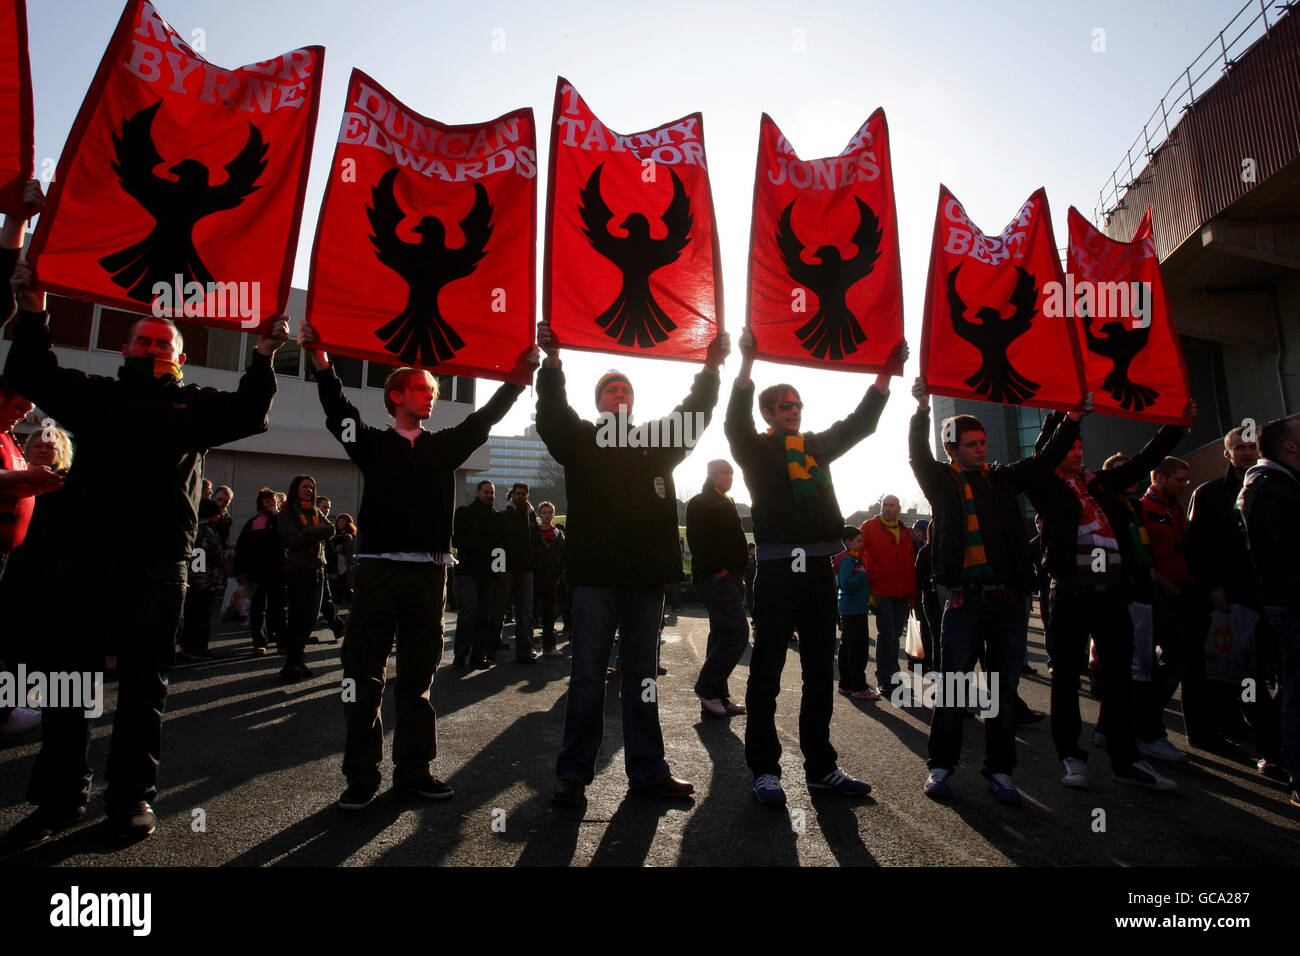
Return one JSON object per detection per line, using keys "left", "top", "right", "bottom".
{"left": 1084, "top": 305, "right": 1159, "bottom": 412}
{"left": 948, "top": 264, "right": 1042, "bottom": 404}
{"left": 98, "top": 100, "right": 269, "bottom": 303}
{"left": 366, "top": 167, "right": 492, "bottom": 365}
{"left": 579, "top": 163, "right": 692, "bottom": 348}
{"left": 775, "top": 196, "right": 882, "bottom": 361}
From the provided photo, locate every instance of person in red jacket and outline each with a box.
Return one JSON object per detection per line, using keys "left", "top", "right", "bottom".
{"left": 860, "top": 495, "right": 918, "bottom": 694}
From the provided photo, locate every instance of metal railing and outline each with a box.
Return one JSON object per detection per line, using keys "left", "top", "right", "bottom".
{"left": 1093, "top": 0, "right": 1291, "bottom": 224}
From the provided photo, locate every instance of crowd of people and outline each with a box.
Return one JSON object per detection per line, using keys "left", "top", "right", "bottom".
{"left": 0, "top": 176, "right": 1296, "bottom": 855}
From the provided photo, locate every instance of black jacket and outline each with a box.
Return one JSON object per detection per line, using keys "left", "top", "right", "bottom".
{"left": 1023, "top": 413, "right": 1185, "bottom": 587}
{"left": 233, "top": 513, "right": 285, "bottom": 584}
{"left": 534, "top": 524, "right": 566, "bottom": 581}
{"left": 1187, "top": 466, "right": 1257, "bottom": 604}
{"left": 726, "top": 382, "right": 887, "bottom": 549}
{"left": 453, "top": 498, "right": 504, "bottom": 578}
{"left": 685, "top": 481, "right": 748, "bottom": 580}
{"left": 909, "top": 406, "right": 1077, "bottom": 591}
{"left": 501, "top": 499, "right": 540, "bottom": 573}
{"left": 4, "top": 308, "right": 275, "bottom": 563}
{"left": 535, "top": 366, "right": 718, "bottom": 588}
{"left": 1236, "top": 459, "right": 1300, "bottom": 610}
{"left": 316, "top": 365, "right": 522, "bottom": 555}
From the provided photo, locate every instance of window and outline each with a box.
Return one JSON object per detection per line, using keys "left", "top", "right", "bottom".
{"left": 96, "top": 307, "right": 147, "bottom": 352}
{"left": 247, "top": 335, "right": 300, "bottom": 377}
{"left": 307, "top": 353, "right": 361, "bottom": 388}
{"left": 2, "top": 294, "right": 94, "bottom": 348}
{"left": 454, "top": 377, "right": 475, "bottom": 404}
{"left": 366, "top": 360, "right": 398, "bottom": 390}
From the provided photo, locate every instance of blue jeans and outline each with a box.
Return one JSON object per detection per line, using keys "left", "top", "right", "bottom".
{"left": 1264, "top": 607, "right": 1300, "bottom": 788}
{"left": 693, "top": 574, "right": 750, "bottom": 701}
{"left": 927, "top": 595, "right": 1026, "bottom": 776}
{"left": 874, "top": 595, "right": 912, "bottom": 689}
{"left": 555, "top": 586, "right": 669, "bottom": 786}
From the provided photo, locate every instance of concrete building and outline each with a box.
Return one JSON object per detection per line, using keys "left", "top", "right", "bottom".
{"left": 0, "top": 285, "right": 489, "bottom": 531}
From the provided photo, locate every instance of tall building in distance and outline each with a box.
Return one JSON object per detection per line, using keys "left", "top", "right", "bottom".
{"left": 465, "top": 419, "right": 566, "bottom": 510}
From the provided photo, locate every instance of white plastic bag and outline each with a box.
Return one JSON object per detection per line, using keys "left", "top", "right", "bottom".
{"left": 220, "top": 578, "right": 251, "bottom": 624}
{"left": 1205, "top": 604, "right": 1258, "bottom": 683}
{"left": 905, "top": 613, "right": 925, "bottom": 660}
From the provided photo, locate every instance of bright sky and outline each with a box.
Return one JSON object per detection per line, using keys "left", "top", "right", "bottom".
{"left": 27, "top": 0, "right": 1249, "bottom": 511}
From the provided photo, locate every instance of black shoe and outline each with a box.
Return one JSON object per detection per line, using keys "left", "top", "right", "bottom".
{"left": 631, "top": 775, "right": 694, "bottom": 799}
{"left": 516, "top": 654, "right": 538, "bottom": 664}
{"left": 279, "top": 663, "right": 306, "bottom": 683}
{"left": 1257, "top": 757, "right": 1290, "bottom": 781}
{"left": 1017, "top": 708, "right": 1047, "bottom": 725}
{"left": 399, "top": 775, "right": 454, "bottom": 800}
{"left": 111, "top": 801, "right": 156, "bottom": 841}
{"left": 470, "top": 657, "right": 492, "bottom": 670}
{"left": 452, "top": 656, "right": 467, "bottom": 671}
{"left": 1021, "top": 663, "right": 1038, "bottom": 675}
{"left": 552, "top": 778, "right": 586, "bottom": 806}
{"left": 1188, "top": 733, "right": 1243, "bottom": 756}
{"left": 338, "top": 783, "right": 376, "bottom": 811}
{"left": 2, "top": 805, "right": 86, "bottom": 852}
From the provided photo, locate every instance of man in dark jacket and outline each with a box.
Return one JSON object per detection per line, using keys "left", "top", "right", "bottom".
{"left": 536, "top": 320, "right": 725, "bottom": 806}
{"left": 299, "top": 319, "right": 537, "bottom": 810}
{"left": 1188, "top": 425, "right": 1282, "bottom": 771}
{"left": 500, "top": 482, "right": 542, "bottom": 663}
{"left": 234, "top": 488, "right": 287, "bottom": 655}
{"left": 728, "top": 328, "right": 906, "bottom": 806}
{"left": 909, "top": 377, "right": 1085, "bottom": 805}
{"left": 453, "top": 481, "right": 507, "bottom": 670}
{"left": 686, "top": 459, "right": 750, "bottom": 719}
{"left": 1237, "top": 414, "right": 1300, "bottom": 804}
{"left": 3, "top": 262, "right": 284, "bottom": 848}
{"left": 1024, "top": 405, "right": 1194, "bottom": 792}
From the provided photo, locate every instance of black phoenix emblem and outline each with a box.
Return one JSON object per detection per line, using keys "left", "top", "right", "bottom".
{"left": 579, "top": 163, "right": 692, "bottom": 348}
{"left": 948, "top": 264, "right": 1042, "bottom": 404}
{"left": 366, "top": 167, "right": 492, "bottom": 365}
{"left": 1084, "top": 296, "right": 1159, "bottom": 412}
{"left": 776, "top": 196, "right": 882, "bottom": 361}
{"left": 98, "top": 100, "right": 268, "bottom": 303}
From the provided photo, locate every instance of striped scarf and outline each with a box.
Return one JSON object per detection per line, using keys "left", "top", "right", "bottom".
{"left": 950, "top": 463, "right": 996, "bottom": 583}
{"left": 292, "top": 503, "right": 323, "bottom": 527}
{"left": 768, "top": 429, "right": 830, "bottom": 504}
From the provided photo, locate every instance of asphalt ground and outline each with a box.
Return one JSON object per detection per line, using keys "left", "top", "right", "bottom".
{"left": 1, "top": 600, "right": 1297, "bottom": 869}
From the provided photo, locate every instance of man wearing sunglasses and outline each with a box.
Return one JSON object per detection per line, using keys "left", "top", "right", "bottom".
{"left": 727, "top": 326, "right": 907, "bottom": 805}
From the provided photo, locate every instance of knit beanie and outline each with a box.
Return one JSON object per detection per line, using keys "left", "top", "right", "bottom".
{"left": 594, "top": 370, "right": 633, "bottom": 407}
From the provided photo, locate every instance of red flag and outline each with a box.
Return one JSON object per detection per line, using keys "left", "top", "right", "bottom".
{"left": 543, "top": 77, "right": 721, "bottom": 363}
{"left": 0, "top": 0, "right": 32, "bottom": 217}
{"left": 746, "top": 111, "right": 903, "bottom": 374}
{"left": 1066, "top": 206, "right": 1191, "bottom": 425}
{"left": 921, "top": 186, "right": 1085, "bottom": 410}
{"left": 305, "top": 70, "right": 536, "bottom": 384}
{"left": 28, "top": 0, "right": 323, "bottom": 330}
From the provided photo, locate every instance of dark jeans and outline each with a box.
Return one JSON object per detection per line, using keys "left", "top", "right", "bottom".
{"left": 28, "top": 559, "right": 185, "bottom": 815}
{"left": 320, "top": 575, "right": 342, "bottom": 631}
{"left": 873, "top": 595, "right": 911, "bottom": 689}
{"left": 453, "top": 573, "right": 499, "bottom": 662}
{"left": 1141, "top": 584, "right": 1214, "bottom": 741}
{"left": 284, "top": 567, "right": 325, "bottom": 666}
{"left": 556, "top": 585, "right": 668, "bottom": 786}
{"left": 500, "top": 571, "right": 534, "bottom": 660}
{"left": 1265, "top": 607, "right": 1300, "bottom": 788}
{"left": 927, "top": 593, "right": 1025, "bottom": 776}
{"left": 1048, "top": 585, "right": 1139, "bottom": 767}
{"left": 536, "top": 578, "right": 559, "bottom": 650}
{"left": 342, "top": 560, "right": 446, "bottom": 792}
{"left": 247, "top": 576, "right": 287, "bottom": 650}
{"left": 837, "top": 612, "right": 871, "bottom": 693}
{"left": 693, "top": 573, "right": 750, "bottom": 701}
{"left": 179, "top": 587, "right": 217, "bottom": 655}
{"left": 745, "top": 557, "right": 838, "bottom": 780}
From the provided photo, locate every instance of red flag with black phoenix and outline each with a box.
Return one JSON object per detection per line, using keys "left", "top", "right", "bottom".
{"left": 306, "top": 70, "right": 536, "bottom": 383}
{"left": 1066, "top": 206, "right": 1191, "bottom": 425}
{"left": 746, "top": 110, "right": 903, "bottom": 373}
{"left": 27, "top": 0, "right": 323, "bottom": 329}
{"left": 921, "top": 186, "right": 1085, "bottom": 409}
{"left": 0, "top": 0, "right": 32, "bottom": 217}
{"left": 544, "top": 77, "right": 722, "bottom": 363}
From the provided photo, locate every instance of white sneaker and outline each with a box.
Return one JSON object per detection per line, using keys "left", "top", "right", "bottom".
{"left": 1137, "top": 737, "right": 1189, "bottom": 763}
{"left": 1114, "top": 760, "right": 1178, "bottom": 791}
{"left": 1, "top": 707, "right": 41, "bottom": 735}
{"left": 1062, "top": 757, "right": 1090, "bottom": 789}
